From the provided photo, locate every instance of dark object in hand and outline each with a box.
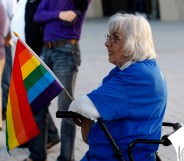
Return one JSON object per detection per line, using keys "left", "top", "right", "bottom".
{"left": 75, "top": 0, "right": 88, "bottom": 12}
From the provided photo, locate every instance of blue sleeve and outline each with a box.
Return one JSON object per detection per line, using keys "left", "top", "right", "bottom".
{"left": 87, "top": 76, "right": 129, "bottom": 121}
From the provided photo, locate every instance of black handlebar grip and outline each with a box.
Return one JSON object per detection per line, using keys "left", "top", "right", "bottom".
{"left": 56, "top": 111, "right": 82, "bottom": 118}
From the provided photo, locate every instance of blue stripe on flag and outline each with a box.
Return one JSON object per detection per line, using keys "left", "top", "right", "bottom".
{"left": 27, "top": 72, "right": 54, "bottom": 103}
{"left": 30, "top": 80, "right": 62, "bottom": 115}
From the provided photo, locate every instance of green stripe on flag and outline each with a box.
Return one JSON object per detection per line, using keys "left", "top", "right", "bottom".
{"left": 24, "top": 65, "right": 47, "bottom": 90}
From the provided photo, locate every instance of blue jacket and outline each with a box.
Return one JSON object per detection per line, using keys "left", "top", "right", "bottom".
{"left": 84, "top": 59, "right": 167, "bottom": 161}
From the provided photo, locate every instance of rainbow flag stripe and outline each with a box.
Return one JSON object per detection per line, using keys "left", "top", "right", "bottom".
{"left": 6, "top": 39, "right": 62, "bottom": 150}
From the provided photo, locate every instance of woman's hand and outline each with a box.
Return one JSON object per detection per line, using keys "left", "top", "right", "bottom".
{"left": 73, "top": 116, "right": 94, "bottom": 144}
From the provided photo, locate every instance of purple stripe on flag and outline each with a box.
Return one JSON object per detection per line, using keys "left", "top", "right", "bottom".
{"left": 30, "top": 80, "right": 62, "bottom": 115}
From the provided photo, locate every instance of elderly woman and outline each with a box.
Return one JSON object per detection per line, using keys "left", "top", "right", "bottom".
{"left": 69, "top": 13, "right": 167, "bottom": 161}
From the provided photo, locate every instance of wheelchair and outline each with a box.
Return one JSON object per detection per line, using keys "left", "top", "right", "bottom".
{"left": 56, "top": 111, "right": 183, "bottom": 161}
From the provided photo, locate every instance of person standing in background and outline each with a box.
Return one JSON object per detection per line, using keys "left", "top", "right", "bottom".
{"left": 0, "top": 0, "right": 7, "bottom": 130}
{"left": 25, "top": 0, "right": 60, "bottom": 149}
{"left": 133, "top": 0, "right": 151, "bottom": 19}
{"left": 23, "top": 0, "right": 91, "bottom": 161}
{"left": 25, "top": 0, "right": 43, "bottom": 57}
{"left": 10, "top": 0, "right": 60, "bottom": 149}
{"left": 1, "top": 0, "right": 17, "bottom": 121}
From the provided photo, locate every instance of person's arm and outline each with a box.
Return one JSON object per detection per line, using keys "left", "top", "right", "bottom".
{"left": 69, "top": 95, "right": 99, "bottom": 144}
{"left": 4, "top": 32, "right": 11, "bottom": 45}
{"left": 69, "top": 95, "right": 100, "bottom": 120}
{"left": 33, "top": 2, "right": 60, "bottom": 23}
{"left": 34, "top": 0, "right": 78, "bottom": 24}
{"left": 7, "top": 0, "right": 17, "bottom": 19}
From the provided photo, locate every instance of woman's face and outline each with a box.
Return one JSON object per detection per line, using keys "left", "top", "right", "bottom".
{"left": 105, "top": 32, "right": 126, "bottom": 67}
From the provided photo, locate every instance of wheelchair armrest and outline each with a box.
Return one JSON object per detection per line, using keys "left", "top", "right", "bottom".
{"left": 128, "top": 139, "right": 163, "bottom": 161}
{"left": 128, "top": 122, "right": 183, "bottom": 161}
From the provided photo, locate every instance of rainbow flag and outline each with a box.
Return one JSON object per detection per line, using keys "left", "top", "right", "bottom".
{"left": 6, "top": 37, "right": 63, "bottom": 151}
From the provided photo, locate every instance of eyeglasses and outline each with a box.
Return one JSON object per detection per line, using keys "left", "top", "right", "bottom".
{"left": 105, "top": 33, "right": 122, "bottom": 43}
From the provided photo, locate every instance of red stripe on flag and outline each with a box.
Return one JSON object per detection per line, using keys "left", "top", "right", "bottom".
{"left": 12, "top": 40, "right": 39, "bottom": 140}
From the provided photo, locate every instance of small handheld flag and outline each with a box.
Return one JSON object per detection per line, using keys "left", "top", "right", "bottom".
{"left": 6, "top": 32, "right": 63, "bottom": 151}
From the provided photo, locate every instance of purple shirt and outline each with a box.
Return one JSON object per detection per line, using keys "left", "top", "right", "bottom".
{"left": 0, "top": 2, "right": 6, "bottom": 59}
{"left": 34, "top": 0, "right": 91, "bottom": 42}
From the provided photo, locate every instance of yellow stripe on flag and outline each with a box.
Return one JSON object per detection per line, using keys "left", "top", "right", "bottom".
{"left": 21, "top": 56, "right": 40, "bottom": 80}
{"left": 6, "top": 97, "right": 19, "bottom": 149}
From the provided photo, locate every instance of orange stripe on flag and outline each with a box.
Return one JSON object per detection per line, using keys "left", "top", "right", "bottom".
{"left": 19, "top": 48, "right": 33, "bottom": 67}
{"left": 10, "top": 77, "right": 28, "bottom": 144}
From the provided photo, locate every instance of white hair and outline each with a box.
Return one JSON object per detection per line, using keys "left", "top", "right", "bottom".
{"left": 108, "top": 13, "right": 156, "bottom": 61}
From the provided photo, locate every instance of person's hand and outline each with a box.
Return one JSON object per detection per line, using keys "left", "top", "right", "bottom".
{"left": 4, "top": 32, "right": 11, "bottom": 46}
{"left": 73, "top": 117, "right": 83, "bottom": 127}
{"left": 59, "top": 10, "right": 77, "bottom": 22}
{"left": 73, "top": 116, "right": 94, "bottom": 144}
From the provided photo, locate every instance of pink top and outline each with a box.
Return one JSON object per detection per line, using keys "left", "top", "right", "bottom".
{"left": 0, "top": 2, "right": 6, "bottom": 59}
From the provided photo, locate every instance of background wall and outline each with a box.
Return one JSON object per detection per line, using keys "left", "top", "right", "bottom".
{"left": 86, "top": 0, "right": 103, "bottom": 18}
{"left": 86, "top": 0, "right": 184, "bottom": 21}
{"left": 159, "top": 0, "right": 184, "bottom": 21}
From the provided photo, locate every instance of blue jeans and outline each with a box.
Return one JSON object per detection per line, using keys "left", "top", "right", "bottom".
{"left": 47, "top": 111, "right": 60, "bottom": 143}
{"left": 29, "top": 43, "right": 80, "bottom": 161}
{"left": 29, "top": 106, "right": 48, "bottom": 161}
{"left": 2, "top": 45, "right": 12, "bottom": 114}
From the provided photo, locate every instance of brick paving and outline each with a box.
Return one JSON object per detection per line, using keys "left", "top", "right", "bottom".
{"left": 0, "top": 18, "right": 184, "bottom": 161}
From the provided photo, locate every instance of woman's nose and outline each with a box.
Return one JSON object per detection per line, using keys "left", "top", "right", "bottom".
{"left": 105, "top": 40, "right": 111, "bottom": 47}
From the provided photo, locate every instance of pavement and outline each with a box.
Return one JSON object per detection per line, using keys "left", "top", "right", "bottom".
{"left": 0, "top": 18, "right": 184, "bottom": 161}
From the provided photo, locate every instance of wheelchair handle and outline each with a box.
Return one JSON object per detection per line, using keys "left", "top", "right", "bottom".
{"left": 162, "top": 122, "right": 182, "bottom": 131}
{"left": 56, "top": 111, "right": 82, "bottom": 118}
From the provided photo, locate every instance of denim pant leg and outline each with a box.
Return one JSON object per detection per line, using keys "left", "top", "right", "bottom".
{"left": 47, "top": 111, "right": 60, "bottom": 143}
{"left": 44, "top": 44, "right": 80, "bottom": 161}
{"left": 58, "top": 73, "right": 77, "bottom": 161}
{"left": 29, "top": 105, "right": 48, "bottom": 161}
{"left": 2, "top": 45, "right": 12, "bottom": 113}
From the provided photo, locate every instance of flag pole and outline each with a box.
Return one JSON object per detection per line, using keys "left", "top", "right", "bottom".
{"left": 13, "top": 32, "right": 74, "bottom": 101}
